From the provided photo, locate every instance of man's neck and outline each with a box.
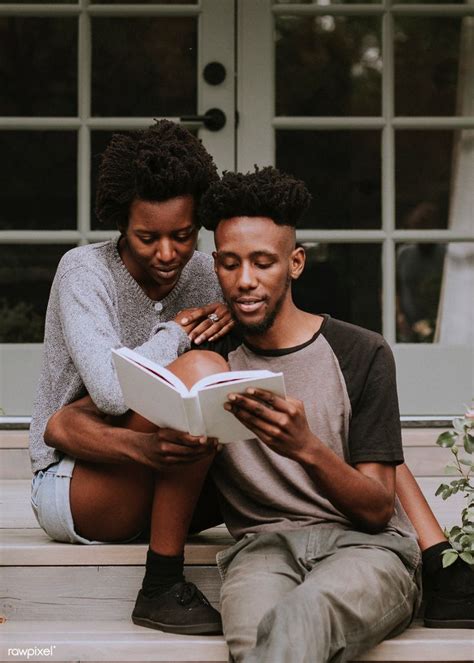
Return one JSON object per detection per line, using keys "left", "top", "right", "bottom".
{"left": 243, "top": 304, "right": 324, "bottom": 351}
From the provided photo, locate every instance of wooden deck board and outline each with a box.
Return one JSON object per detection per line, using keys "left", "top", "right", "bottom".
{"left": 0, "top": 620, "right": 472, "bottom": 662}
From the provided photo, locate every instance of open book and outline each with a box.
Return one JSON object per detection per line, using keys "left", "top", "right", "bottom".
{"left": 112, "top": 347, "right": 285, "bottom": 444}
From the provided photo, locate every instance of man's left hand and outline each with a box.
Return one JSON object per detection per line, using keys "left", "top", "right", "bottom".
{"left": 224, "top": 387, "right": 317, "bottom": 463}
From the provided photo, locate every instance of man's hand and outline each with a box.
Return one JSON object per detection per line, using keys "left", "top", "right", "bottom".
{"left": 174, "top": 302, "right": 233, "bottom": 345}
{"left": 130, "top": 428, "right": 219, "bottom": 472}
{"left": 225, "top": 387, "right": 396, "bottom": 533}
{"left": 224, "top": 387, "right": 316, "bottom": 464}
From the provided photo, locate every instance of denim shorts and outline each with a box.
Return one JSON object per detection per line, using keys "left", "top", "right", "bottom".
{"left": 30, "top": 456, "right": 102, "bottom": 544}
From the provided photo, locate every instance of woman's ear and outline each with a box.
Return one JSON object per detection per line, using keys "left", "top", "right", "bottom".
{"left": 289, "top": 245, "right": 306, "bottom": 281}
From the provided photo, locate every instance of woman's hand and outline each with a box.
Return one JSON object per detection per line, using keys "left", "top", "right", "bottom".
{"left": 174, "top": 302, "right": 234, "bottom": 345}
{"left": 133, "top": 428, "right": 219, "bottom": 472}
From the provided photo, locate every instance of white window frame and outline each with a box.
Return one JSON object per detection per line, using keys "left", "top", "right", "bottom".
{"left": 0, "top": 0, "right": 235, "bottom": 415}
{"left": 237, "top": 0, "right": 474, "bottom": 415}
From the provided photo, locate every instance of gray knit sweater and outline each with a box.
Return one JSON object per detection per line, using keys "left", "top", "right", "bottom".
{"left": 29, "top": 239, "right": 223, "bottom": 473}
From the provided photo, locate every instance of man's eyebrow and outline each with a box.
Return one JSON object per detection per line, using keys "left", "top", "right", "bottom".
{"left": 216, "top": 250, "right": 279, "bottom": 259}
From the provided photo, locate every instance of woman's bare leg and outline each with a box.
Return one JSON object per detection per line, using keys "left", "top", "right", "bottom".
{"left": 70, "top": 350, "right": 229, "bottom": 548}
{"left": 395, "top": 462, "right": 446, "bottom": 551}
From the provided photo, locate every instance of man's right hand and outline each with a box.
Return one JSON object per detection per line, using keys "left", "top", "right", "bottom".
{"left": 131, "top": 428, "right": 219, "bottom": 472}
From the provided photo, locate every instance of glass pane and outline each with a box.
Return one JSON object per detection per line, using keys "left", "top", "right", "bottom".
{"left": 276, "top": 16, "right": 382, "bottom": 116}
{"left": 90, "top": 131, "right": 116, "bottom": 231}
{"left": 0, "top": 245, "right": 75, "bottom": 343}
{"left": 395, "top": 131, "right": 460, "bottom": 230}
{"left": 0, "top": 132, "right": 77, "bottom": 231}
{"left": 273, "top": 0, "right": 381, "bottom": 4}
{"left": 293, "top": 243, "right": 382, "bottom": 333}
{"left": 0, "top": 0, "right": 73, "bottom": 5}
{"left": 276, "top": 130, "right": 381, "bottom": 229}
{"left": 396, "top": 242, "right": 474, "bottom": 344}
{"left": 0, "top": 18, "right": 77, "bottom": 116}
{"left": 395, "top": 17, "right": 467, "bottom": 116}
{"left": 92, "top": 18, "right": 197, "bottom": 117}
{"left": 92, "top": 0, "right": 197, "bottom": 3}
{"left": 395, "top": 0, "right": 465, "bottom": 7}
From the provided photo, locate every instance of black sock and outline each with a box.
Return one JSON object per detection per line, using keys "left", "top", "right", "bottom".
{"left": 141, "top": 549, "right": 185, "bottom": 599}
{"left": 423, "top": 541, "right": 474, "bottom": 595}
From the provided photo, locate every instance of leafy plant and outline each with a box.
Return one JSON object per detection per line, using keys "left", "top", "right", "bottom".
{"left": 435, "top": 406, "right": 474, "bottom": 568}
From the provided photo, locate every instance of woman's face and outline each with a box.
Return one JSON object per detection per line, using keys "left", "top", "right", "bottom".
{"left": 119, "top": 195, "right": 198, "bottom": 299}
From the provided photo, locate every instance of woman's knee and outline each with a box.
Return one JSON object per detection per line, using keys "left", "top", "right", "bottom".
{"left": 169, "top": 350, "right": 229, "bottom": 388}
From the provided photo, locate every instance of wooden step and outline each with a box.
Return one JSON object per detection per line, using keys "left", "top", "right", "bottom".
{"left": 2, "top": 565, "right": 221, "bottom": 621}
{"left": 0, "top": 527, "right": 232, "bottom": 566}
{"left": 0, "top": 620, "right": 472, "bottom": 662}
{"left": 0, "top": 477, "right": 466, "bottom": 533}
{"left": 0, "top": 428, "right": 459, "bottom": 480}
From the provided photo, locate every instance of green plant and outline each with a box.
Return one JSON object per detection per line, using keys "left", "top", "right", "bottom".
{"left": 435, "top": 405, "right": 474, "bottom": 568}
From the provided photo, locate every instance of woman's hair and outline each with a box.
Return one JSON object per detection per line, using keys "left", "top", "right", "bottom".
{"left": 95, "top": 120, "right": 218, "bottom": 230}
{"left": 198, "top": 166, "right": 311, "bottom": 230}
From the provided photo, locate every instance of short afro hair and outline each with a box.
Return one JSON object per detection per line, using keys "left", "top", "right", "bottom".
{"left": 198, "top": 166, "right": 311, "bottom": 231}
{"left": 95, "top": 120, "right": 218, "bottom": 230}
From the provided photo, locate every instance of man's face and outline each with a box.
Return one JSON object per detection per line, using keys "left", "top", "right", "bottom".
{"left": 120, "top": 196, "right": 198, "bottom": 298}
{"left": 213, "top": 216, "right": 303, "bottom": 336}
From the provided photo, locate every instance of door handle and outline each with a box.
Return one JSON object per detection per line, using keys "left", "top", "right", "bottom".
{"left": 180, "top": 108, "right": 226, "bottom": 132}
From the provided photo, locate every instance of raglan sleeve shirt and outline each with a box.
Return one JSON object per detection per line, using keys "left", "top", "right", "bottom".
{"left": 346, "top": 339, "right": 404, "bottom": 465}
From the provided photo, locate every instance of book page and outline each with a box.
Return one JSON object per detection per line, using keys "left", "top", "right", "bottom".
{"left": 112, "top": 347, "right": 189, "bottom": 395}
{"left": 197, "top": 372, "right": 285, "bottom": 444}
{"left": 112, "top": 348, "right": 194, "bottom": 433}
{"left": 190, "top": 369, "right": 276, "bottom": 394}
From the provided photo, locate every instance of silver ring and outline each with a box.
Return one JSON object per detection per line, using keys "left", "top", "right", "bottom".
{"left": 207, "top": 313, "right": 219, "bottom": 323}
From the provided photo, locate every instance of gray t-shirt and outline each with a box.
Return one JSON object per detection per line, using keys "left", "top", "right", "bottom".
{"left": 29, "top": 239, "right": 222, "bottom": 473}
{"left": 212, "top": 316, "right": 416, "bottom": 541}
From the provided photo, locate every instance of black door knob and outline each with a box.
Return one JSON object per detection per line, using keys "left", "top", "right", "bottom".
{"left": 180, "top": 108, "right": 227, "bottom": 132}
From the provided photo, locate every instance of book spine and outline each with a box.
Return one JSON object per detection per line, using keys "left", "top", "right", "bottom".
{"left": 182, "top": 396, "right": 206, "bottom": 436}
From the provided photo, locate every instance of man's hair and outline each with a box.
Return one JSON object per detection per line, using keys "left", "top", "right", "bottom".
{"left": 198, "top": 166, "right": 312, "bottom": 231}
{"left": 95, "top": 120, "right": 218, "bottom": 230}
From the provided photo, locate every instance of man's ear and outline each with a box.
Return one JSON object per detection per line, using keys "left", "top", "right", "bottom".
{"left": 212, "top": 250, "right": 218, "bottom": 273}
{"left": 289, "top": 246, "right": 306, "bottom": 280}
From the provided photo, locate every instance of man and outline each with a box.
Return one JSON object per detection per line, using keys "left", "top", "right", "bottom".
{"left": 194, "top": 167, "right": 422, "bottom": 662}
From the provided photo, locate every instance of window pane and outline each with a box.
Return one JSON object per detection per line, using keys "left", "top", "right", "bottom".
{"left": 92, "top": 18, "right": 197, "bottom": 117}
{"left": 92, "top": 0, "right": 197, "bottom": 3}
{"left": 0, "top": 18, "right": 77, "bottom": 116}
{"left": 395, "top": 17, "right": 467, "bottom": 116}
{"left": 276, "top": 130, "right": 381, "bottom": 229}
{"left": 273, "top": 0, "right": 381, "bottom": 5}
{"left": 0, "top": 132, "right": 77, "bottom": 230}
{"left": 396, "top": 243, "right": 474, "bottom": 344}
{"left": 276, "top": 16, "right": 382, "bottom": 116}
{"left": 293, "top": 243, "right": 382, "bottom": 333}
{"left": 0, "top": 245, "right": 75, "bottom": 343}
{"left": 395, "top": 131, "right": 462, "bottom": 231}
{"left": 0, "top": 0, "right": 73, "bottom": 5}
{"left": 90, "top": 131, "right": 116, "bottom": 231}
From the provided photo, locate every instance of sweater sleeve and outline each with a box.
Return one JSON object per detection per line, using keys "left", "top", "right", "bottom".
{"left": 57, "top": 267, "right": 191, "bottom": 415}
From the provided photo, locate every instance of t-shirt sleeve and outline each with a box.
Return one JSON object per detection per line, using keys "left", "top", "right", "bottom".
{"left": 348, "top": 341, "right": 404, "bottom": 465}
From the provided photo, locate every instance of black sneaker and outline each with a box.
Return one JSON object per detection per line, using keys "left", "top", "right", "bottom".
{"left": 132, "top": 581, "right": 223, "bottom": 635}
{"left": 424, "top": 591, "right": 474, "bottom": 629}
